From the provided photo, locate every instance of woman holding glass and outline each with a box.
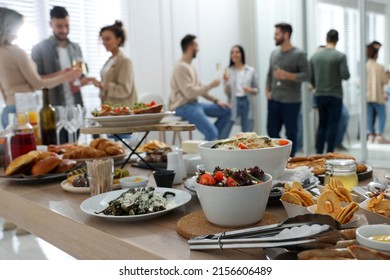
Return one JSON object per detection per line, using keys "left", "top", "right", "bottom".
{"left": 93, "top": 20, "right": 137, "bottom": 107}
{"left": 223, "top": 45, "right": 258, "bottom": 134}
{"left": 0, "top": 8, "right": 80, "bottom": 234}
{"left": 366, "top": 45, "right": 390, "bottom": 143}
{"left": 0, "top": 8, "right": 81, "bottom": 129}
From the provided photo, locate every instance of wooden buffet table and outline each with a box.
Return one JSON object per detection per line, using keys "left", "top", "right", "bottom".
{"left": 0, "top": 167, "right": 384, "bottom": 260}
{"left": 0, "top": 165, "right": 285, "bottom": 260}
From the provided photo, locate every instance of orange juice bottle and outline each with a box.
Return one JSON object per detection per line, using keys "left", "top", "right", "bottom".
{"left": 28, "top": 111, "right": 41, "bottom": 145}
{"left": 14, "top": 93, "right": 41, "bottom": 145}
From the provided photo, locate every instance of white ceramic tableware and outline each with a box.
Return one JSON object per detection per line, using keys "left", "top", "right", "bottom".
{"left": 183, "top": 154, "right": 203, "bottom": 176}
{"left": 181, "top": 140, "right": 204, "bottom": 154}
{"left": 359, "top": 198, "right": 390, "bottom": 224}
{"left": 307, "top": 204, "right": 360, "bottom": 228}
{"left": 198, "top": 139, "right": 291, "bottom": 178}
{"left": 86, "top": 112, "right": 174, "bottom": 127}
{"left": 356, "top": 225, "right": 390, "bottom": 252}
{"left": 281, "top": 200, "right": 310, "bottom": 218}
{"left": 167, "top": 152, "right": 184, "bottom": 184}
{"left": 120, "top": 176, "right": 149, "bottom": 189}
{"left": 194, "top": 172, "right": 272, "bottom": 227}
{"left": 80, "top": 187, "right": 191, "bottom": 221}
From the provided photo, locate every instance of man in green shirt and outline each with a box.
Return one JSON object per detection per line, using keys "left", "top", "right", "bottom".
{"left": 310, "top": 29, "right": 350, "bottom": 154}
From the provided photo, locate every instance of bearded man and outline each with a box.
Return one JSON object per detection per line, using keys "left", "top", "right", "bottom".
{"left": 31, "top": 6, "right": 97, "bottom": 107}
{"left": 265, "top": 23, "right": 309, "bottom": 157}
{"left": 169, "top": 34, "right": 231, "bottom": 141}
{"left": 31, "top": 6, "right": 97, "bottom": 143}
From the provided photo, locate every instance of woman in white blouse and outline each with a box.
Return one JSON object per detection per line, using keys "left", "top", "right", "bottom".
{"left": 223, "top": 45, "right": 259, "bottom": 133}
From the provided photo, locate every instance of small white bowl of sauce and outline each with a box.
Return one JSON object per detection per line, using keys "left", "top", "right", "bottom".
{"left": 120, "top": 176, "right": 149, "bottom": 189}
{"left": 356, "top": 225, "right": 390, "bottom": 252}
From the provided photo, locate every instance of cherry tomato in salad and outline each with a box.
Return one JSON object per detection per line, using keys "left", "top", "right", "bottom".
{"left": 199, "top": 173, "right": 216, "bottom": 185}
{"left": 101, "top": 104, "right": 111, "bottom": 111}
{"left": 226, "top": 177, "right": 239, "bottom": 187}
{"left": 238, "top": 143, "right": 248, "bottom": 149}
{"left": 214, "top": 171, "right": 225, "bottom": 182}
{"left": 278, "top": 139, "right": 289, "bottom": 146}
{"left": 149, "top": 101, "right": 156, "bottom": 107}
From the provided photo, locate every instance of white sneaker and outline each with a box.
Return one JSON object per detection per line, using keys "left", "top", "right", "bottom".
{"left": 368, "top": 134, "right": 375, "bottom": 143}
{"left": 374, "top": 135, "right": 390, "bottom": 144}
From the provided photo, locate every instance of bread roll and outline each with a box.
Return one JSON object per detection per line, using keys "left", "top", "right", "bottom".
{"left": 5, "top": 151, "right": 39, "bottom": 176}
{"left": 105, "top": 145, "right": 124, "bottom": 155}
{"left": 55, "top": 159, "right": 77, "bottom": 174}
{"left": 62, "top": 146, "right": 107, "bottom": 159}
{"left": 36, "top": 151, "right": 58, "bottom": 161}
{"left": 31, "top": 156, "right": 62, "bottom": 175}
{"left": 90, "top": 138, "right": 108, "bottom": 149}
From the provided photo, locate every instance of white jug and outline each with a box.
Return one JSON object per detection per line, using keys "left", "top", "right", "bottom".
{"left": 167, "top": 151, "right": 184, "bottom": 184}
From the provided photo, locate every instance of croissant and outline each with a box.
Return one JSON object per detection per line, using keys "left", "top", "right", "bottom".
{"left": 90, "top": 137, "right": 125, "bottom": 156}
{"left": 63, "top": 146, "right": 107, "bottom": 159}
{"left": 90, "top": 138, "right": 107, "bottom": 149}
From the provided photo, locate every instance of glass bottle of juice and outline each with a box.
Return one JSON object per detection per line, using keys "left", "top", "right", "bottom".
{"left": 4, "top": 113, "right": 37, "bottom": 168}
{"left": 324, "top": 159, "right": 358, "bottom": 192}
{"left": 15, "top": 92, "right": 41, "bottom": 145}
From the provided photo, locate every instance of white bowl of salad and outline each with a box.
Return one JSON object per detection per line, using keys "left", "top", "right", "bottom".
{"left": 194, "top": 166, "right": 272, "bottom": 227}
{"left": 198, "top": 132, "right": 291, "bottom": 179}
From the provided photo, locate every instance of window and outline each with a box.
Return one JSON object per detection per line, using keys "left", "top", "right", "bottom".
{"left": 0, "top": 0, "right": 124, "bottom": 116}
{"left": 316, "top": 2, "right": 385, "bottom": 116}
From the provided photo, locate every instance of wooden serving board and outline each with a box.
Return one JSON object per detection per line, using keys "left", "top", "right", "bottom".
{"left": 176, "top": 210, "right": 279, "bottom": 239}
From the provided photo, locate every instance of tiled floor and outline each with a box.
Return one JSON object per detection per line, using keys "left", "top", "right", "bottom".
{"left": 0, "top": 218, "right": 75, "bottom": 260}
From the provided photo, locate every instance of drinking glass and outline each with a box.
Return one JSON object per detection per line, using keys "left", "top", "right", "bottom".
{"left": 72, "top": 58, "right": 88, "bottom": 86}
{"left": 64, "top": 105, "right": 79, "bottom": 143}
{"left": 215, "top": 62, "right": 222, "bottom": 79}
{"left": 54, "top": 106, "right": 65, "bottom": 145}
{"left": 273, "top": 65, "right": 281, "bottom": 86}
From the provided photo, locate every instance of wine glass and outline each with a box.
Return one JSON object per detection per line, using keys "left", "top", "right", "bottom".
{"left": 64, "top": 105, "right": 79, "bottom": 143}
{"left": 215, "top": 62, "right": 223, "bottom": 78}
{"left": 273, "top": 65, "right": 282, "bottom": 86}
{"left": 54, "top": 106, "right": 65, "bottom": 145}
{"left": 72, "top": 58, "right": 88, "bottom": 86}
{"left": 75, "top": 104, "right": 85, "bottom": 143}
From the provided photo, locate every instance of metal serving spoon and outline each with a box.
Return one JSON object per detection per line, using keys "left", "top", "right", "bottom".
{"left": 367, "top": 177, "right": 389, "bottom": 192}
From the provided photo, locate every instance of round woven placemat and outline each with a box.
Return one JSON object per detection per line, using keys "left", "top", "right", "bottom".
{"left": 176, "top": 210, "right": 279, "bottom": 239}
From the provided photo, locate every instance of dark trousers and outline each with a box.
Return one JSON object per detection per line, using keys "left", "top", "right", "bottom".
{"left": 267, "top": 100, "right": 301, "bottom": 157}
{"left": 315, "top": 96, "right": 342, "bottom": 154}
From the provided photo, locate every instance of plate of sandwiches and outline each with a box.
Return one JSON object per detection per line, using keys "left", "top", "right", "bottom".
{"left": 1, "top": 150, "right": 79, "bottom": 183}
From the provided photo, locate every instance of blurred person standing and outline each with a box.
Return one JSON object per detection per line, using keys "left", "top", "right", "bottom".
{"left": 93, "top": 20, "right": 137, "bottom": 106}
{"left": 0, "top": 7, "right": 80, "bottom": 235}
{"left": 169, "top": 34, "right": 231, "bottom": 141}
{"left": 366, "top": 45, "right": 390, "bottom": 143}
{"left": 31, "top": 6, "right": 97, "bottom": 143}
{"left": 0, "top": 7, "right": 80, "bottom": 129}
{"left": 310, "top": 29, "right": 350, "bottom": 154}
{"left": 266, "top": 23, "right": 309, "bottom": 157}
{"left": 223, "top": 45, "right": 258, "bottom": 133}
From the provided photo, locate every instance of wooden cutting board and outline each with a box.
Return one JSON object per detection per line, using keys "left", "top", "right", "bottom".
{"left": 176, "top": 210, "right": 279, "bottom": 239}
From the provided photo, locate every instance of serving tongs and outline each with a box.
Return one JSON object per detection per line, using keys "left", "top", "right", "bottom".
{"left": 189, "top": 214, "right": 342, "bottom": 250}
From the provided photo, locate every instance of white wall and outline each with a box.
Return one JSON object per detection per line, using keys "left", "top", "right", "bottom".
{"left": 123, "top": 0, "right": 256, "bottom": 111}
{"left": 119, "top": 0, "right": 256, "bottom": 141}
